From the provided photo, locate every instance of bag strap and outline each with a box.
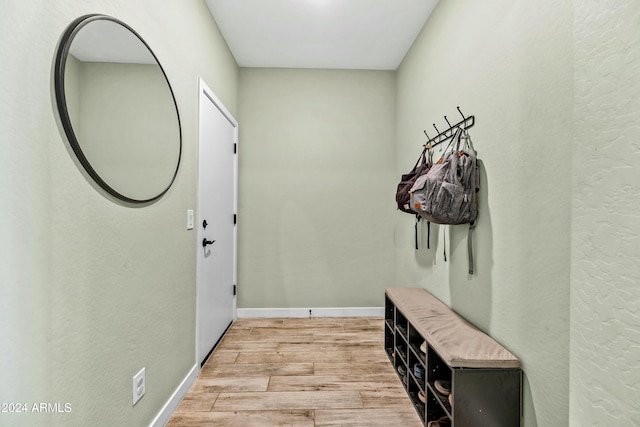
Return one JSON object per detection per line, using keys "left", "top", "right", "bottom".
{"left": 453, "top": 126, "right": 465, "bottom": 152}
{"left": 435, "top": 127, "right": 464, "bottom": 165}
{"left": 410, "top": 148, "right": 427, "bottom": 173}
{"left": 462, "top": 128, "right": 476, "bottom": 155}
{"left": 464, "top": 128, "right": 477, "bottom": 275}
{"left": 443, "top": 226, "right": 447, "bottom": 262}
{"left": 468, "top": 220, "right": 476, "bottom": 274}
{"left": 415, "top": 219, "right": 432, "bottom": 251}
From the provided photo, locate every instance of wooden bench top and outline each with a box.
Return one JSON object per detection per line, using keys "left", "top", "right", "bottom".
{"left": 386, "top": 287, "right": 521, "bottom": 369}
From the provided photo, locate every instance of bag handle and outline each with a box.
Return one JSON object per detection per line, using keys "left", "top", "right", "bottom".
{"left": 453, "top": 127, "right": 466, "bottom": 152}
{"left": 409, "top": 147, "right": 428, "bottom": 173}
{"left": 462, "top": 129, "right": 477, "bottom": 155}
{"left": 436, "top": 127, "right": 464, "bottom": 164}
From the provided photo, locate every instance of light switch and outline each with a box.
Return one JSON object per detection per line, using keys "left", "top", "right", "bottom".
{"left": 187, "top": 210, "right": 194, "bottom": 230}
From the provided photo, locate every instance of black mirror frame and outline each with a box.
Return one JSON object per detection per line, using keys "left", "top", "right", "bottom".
{"left": 53, "top": 14, "right": 182, "bottom": 204}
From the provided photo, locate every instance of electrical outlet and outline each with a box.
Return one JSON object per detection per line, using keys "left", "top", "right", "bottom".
{"left": 132, "top": 368, "right": 145, "bottom": 406}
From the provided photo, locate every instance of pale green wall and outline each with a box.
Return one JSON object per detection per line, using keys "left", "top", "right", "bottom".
{"left": 2, "top": 1, "right": 639, "bottom": 426}
{"left": 395, "top": 1, "right": 573, "bottom": 426}
{"left": 237, "top": 68, "right": 396, "bottom": 308}
{"left": 0, "top": 1, "right": 237, "bottom": 426}
{"left": 571, "top": 1, "right": 640, "bottom": 425}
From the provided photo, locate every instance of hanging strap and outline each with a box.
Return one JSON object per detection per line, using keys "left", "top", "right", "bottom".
{"left": 443, "top": 226, "right": 447, "bottom": 262}
{"left": 462, "top": 128, "right": 477, "bottom": 156}
{"left": 468, "top": 221, "right": 476, "bottom": 274}
{"left": 410, "top": 148, "right": 428, "bottom": 173}
{"left": 415, "top": 217, "right": 432, "bottom": 251}
{"left": 433, "top": 127, "right": 460, "bottom": 164}
{"left": 465, "top": 128, "right": 477, "bottom": 275}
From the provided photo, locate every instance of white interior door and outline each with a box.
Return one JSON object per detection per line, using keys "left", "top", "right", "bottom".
{"left": 197, "top": 79, "right": 237, "bottom": 365}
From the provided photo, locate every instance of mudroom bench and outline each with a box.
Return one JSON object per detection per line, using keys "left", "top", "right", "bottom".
{"left": 384, "top": 287, "right": 522, "bottom": 427}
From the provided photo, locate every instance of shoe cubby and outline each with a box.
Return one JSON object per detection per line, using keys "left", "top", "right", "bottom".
{"left": 408, "top": 375, "right": 426, "bottom": 424}
{"left": 384, "top": 296, "right": 394, "bottom": 360}
{"left": 408, "top": 324, "right": 427, "bottom": 366}
{"left": 384, "top": 334, "right": 394, "bottom": 361}
{"left": 395, "top": 331, "right": 409, "bottom": 368}
{"left": 385, "top": 288, "right": 522, "bottom": 427}
{"left": 385, "top": 295, "right": 394, "bottom": 329}
{"left": 425, "top": 390, "right": 448, "bottom": 423}
{"left": 395, "top": 309, "right": 408, "bottom": 339}
{"left": 426, "top": 346, "right": 452, "bottom": 416}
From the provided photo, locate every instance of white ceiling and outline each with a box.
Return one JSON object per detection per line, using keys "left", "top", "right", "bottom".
{"left": 205, "top": 0, "right": 439, "bottom": 70}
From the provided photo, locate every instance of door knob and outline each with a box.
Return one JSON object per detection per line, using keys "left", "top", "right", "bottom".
{"left": 202, "top": 238, "right": 216, "bottom": 248}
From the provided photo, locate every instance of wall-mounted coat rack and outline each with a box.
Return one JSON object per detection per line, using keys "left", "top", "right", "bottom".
{"left": 423, "top": 106, "right": 475, "bottom": 149}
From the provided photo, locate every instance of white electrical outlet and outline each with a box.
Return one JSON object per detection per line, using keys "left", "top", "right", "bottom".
{"left": 132, "top": 367, "right": 145, "bottom": 406}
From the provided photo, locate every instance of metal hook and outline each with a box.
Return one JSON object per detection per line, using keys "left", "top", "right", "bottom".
{"left": 443, "top": 116, "right": 453, "bottom": 139}
{"left": 423, "top": 130, "right": 431, "bottom": 139}
{"left": 457, "top": 106, "right": 466, "bottom": 121}
{"left": 433, "top": 124, "right": 440, "bottom": 135}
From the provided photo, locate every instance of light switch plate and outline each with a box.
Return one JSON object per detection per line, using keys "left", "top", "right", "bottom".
{"left": 187, "top": 210, "right": 194, "bottom": 230}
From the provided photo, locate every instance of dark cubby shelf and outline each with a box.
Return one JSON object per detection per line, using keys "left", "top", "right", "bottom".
{"left": 427, "top": 382, "right": 451, "bottom": 416}
{"left": 385, "top": 288, "right": 522, "bottom": 427}
{"left": 409, "top": 342, "right": 426, "bottom": 365}
{"left": 385, "top": 319, "right": 393, "bottom": 332}
{"left": 396, "top": 324, "right": 408, "bottom": 338}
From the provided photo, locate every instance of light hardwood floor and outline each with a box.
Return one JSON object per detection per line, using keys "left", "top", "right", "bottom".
{"left": 167, "top": 317, "right": 422, "bottom": 426}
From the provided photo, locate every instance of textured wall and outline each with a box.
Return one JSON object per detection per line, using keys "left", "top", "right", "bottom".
{"left": 237, "top": 68, "right": 396, "bottom": 309}
{"left": 571, "top": 1, "right": 640, "bottom": 425}
{"left": 0, "top": 1, "right": 237, "bottom": 426}
{"left": 395, "top": 1, "right": 573, "bottom": 426}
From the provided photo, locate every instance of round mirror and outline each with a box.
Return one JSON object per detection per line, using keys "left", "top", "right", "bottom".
{"left": 54, "top": 15, "right": 181, "bottom": 203}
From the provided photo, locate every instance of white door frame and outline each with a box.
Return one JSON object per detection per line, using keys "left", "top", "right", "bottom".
{"left": 196, "top": 78, "right": 238, "bottom": 366}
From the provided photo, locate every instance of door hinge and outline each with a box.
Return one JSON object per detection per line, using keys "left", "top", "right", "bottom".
{"left": 233, "top": 214, "right": 237, "bottom": 225}
{"left": 233, "top": 284, "right": 237, "bottom": 296}
{"left": 233, "top": 143, "right": 237, "bottom": 154}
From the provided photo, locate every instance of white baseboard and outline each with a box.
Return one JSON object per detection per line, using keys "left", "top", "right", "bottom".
{"left": 236, "top": 307, "right": 384, "bottom": 318}
{"left": 149, "top": 363, "right": 198, "bottom": 427}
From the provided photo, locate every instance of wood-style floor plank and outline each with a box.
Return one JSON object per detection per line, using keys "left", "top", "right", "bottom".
{"left": 235, "top": 349, "right": 389, "bottom": 364}
{"left": 201, "top": 362, "right": 314, "bottom": 377}
{"left": 189, "top": 376, "right": 270, "bottom": 393}
{"left": 203, "top": 350, "right": 239, "bottom": 365}
{"left": 172, "top": 392, "right": 218, "bottom": 413}
{"left": 267, "top": 374, "right": 403, "bottom": 392}
{"left": 167, "top": 317, "right": 419, "bottom": 426}
{"left": 215, "top": 340, "right": 280, "bottom": 352}
{"left": 314, "top": 361, "right": 395, "bottom": 376}
{"left": 315, "top": 408, "right": 422, "bottom": 426}
{"left": 167, "top": 410, "right": 314, "bottom": 427}
{"left": 360, "top": 390, "right": 420, "bottom": 408}
{"left": 213, "top": 390, "right": 363, "bottom": 411}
